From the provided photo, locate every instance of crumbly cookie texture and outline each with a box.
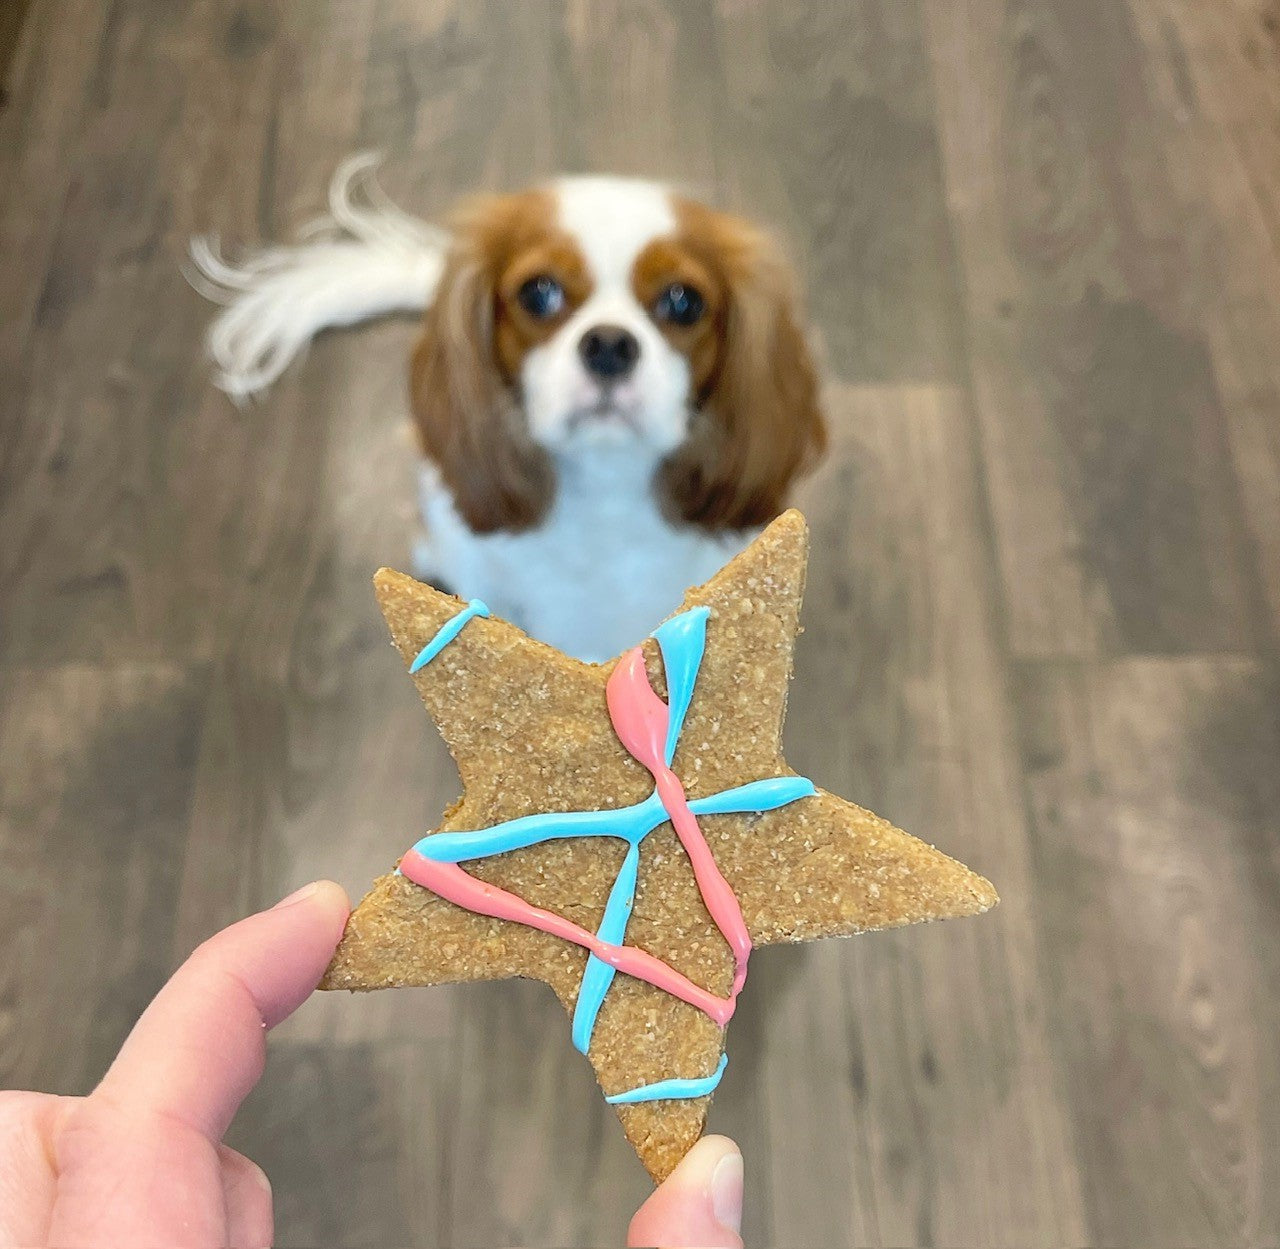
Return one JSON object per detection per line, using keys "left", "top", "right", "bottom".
{"left": 322, "top": 509, "right": 997, "bottom": 1182}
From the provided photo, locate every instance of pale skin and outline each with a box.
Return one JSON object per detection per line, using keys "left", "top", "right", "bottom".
{"left": 0, "top": 881, "right": 744, "bottom": 1249}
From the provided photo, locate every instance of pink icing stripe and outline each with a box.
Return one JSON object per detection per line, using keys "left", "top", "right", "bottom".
{"left": 606, "top": 648, "right": 754, "bottom": 997}
{"left": 399, "top": 849, "right": 736, "bottom": 1026}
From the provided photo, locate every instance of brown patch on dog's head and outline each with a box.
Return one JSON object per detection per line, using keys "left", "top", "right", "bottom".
{"left": 644, "top": 199, "right": 826, "bottom": 530}
{"left": 410, "top": 191, "right": 594, "bottom": 533}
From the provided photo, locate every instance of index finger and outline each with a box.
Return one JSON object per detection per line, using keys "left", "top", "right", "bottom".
{"left": 92, "top": 881, "right": 350, "bottom": 1142}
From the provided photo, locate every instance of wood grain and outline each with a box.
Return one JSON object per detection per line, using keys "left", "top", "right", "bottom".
{"left": 0, "top": 662, "right": 203, "bottom": 1095}
{"left": 713, "top": 1, "right": 966, "bottom": 382}
{"left": 782, "top": 384, "right": 1087, "bottom": 1246}
{"left": 922, "top": 0, "right": 1269, "bottom": 659}
{"left": 227, "top": 1041, "right": 425, "bottom": 1246}
{"left": 2, "top": 0, "right": 1279, "bottom": 1244}
{"left": 0, "top": 0, "right": 31, "bottom": 107}
{"left": 1126, "top": 0, "right": 1280, "bottom": 644}
{"left": 1016, "top": 658, "right": 1280, "bottom": 1244}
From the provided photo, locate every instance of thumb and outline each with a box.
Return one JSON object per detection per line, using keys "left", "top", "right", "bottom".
{"left": 627, "top": 1135, "right": 744, "bottom": 1248}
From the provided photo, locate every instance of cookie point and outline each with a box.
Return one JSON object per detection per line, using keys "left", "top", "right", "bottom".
{"left": 372, "top": 566, "right": 413, "bottom": 597}
{"left": 757, "top": 507, "right": 809, "bottom": 550}
{"left": 373, "top": 566, "right": 465, "bottom": 616}
{"left": 972, "top": 873, "right": 1000, "bottom": 912}
{"left": 773, "top": 506, "right": 809, "bottom": 534}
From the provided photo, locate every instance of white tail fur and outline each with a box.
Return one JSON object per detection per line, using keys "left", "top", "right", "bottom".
{"left": 187, "top": 152, "right": 449, "bottom": 401}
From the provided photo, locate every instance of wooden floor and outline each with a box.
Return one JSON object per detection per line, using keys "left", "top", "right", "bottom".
{"left": 3, "top": 2, "right": 1280, "bottom": 1245}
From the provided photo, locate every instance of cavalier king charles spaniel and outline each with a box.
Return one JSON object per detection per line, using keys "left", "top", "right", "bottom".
{"left": 193, "top": 157, "right": 825, "bottom": 660}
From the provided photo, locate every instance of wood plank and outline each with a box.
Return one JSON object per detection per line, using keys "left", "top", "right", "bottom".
{"left": 768, "top": 383, "right": 1087, "bottom": 1246}
{"left": 0, "top": 0, "right": 278, "bottom": 663}
{"left": 713, "top": 0, "right": 966, "bottom": 382}
{"left": 1125, "top": 0, "right": 1280, "bottom": 643}
{"left": 0, "top": 0, "right": 113, "bottom": 341}
{"left": 0, "top": 0, "right": 118, "bottom": 620}
{"left": 0, "top": 662, "right": 202, "bottom": 1094}
{"left": 0, "top": 0, "right": 380, "bottom": 667}
{"left": 227, "top": 1041, "right": 424, "bottom": 1245}
{"left": 922, "top": 0, "right": 1269, "bottom": 657}
{"left": 0, "top": 0, "right": 32, "bottom": 107}
{"left": 561, "top": 1, "right": 726, "bottom": 184}
{"left": 1016, "top": 657, "right": 1280, "bottom": 1245}
{"left": 439, "top": 979, "right": 648, "bottom": 1246}
{"left": 360, "top": 0, "right": 570, "bottom": 204}
{"left": 1148, "top": 1, "right": 1280, "bottom": 248}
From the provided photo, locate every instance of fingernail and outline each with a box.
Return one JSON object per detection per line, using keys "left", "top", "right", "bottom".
{"left": 710, "top": 1149, "right": 743, "bottom": 1235}
{"left": 272, "top": 882, "right": 319, "bottom": 910}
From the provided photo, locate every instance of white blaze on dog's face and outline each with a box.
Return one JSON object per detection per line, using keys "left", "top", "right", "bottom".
{"left": 519, "top": 179, "right": 692, "bottom": 453}
{"left": 410, "top": 176, "right": 825, "bottom": 534}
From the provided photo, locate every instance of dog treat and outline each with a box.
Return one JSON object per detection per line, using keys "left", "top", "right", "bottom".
{"left": 323, "top": 509, "right": 997, "bottom": 1181}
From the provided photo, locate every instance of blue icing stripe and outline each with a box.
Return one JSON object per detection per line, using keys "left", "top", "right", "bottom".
{"left": 652, "top": 606, "right": 709, "bottom": 766}
{"left": 606, "top": 1054, "right": 728, "bottom": 1104}
{"left": 572, "top": 840, "right": 641, "bottom": 1052}
{"left": 688, "top": 776, "right": 817, "bottom": 815}
{"left": 409, "top": 599, "right": 490, "bottom": 673}
{"left": 405, "top": 606, "right": 817, "bottom": 1102}
{"left": 407, "top": 802, "right": 650, "bottom": 865}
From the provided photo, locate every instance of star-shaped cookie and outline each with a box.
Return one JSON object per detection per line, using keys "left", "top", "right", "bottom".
{"left": 322, "top": 509, "right": 997, "bottom": 1181}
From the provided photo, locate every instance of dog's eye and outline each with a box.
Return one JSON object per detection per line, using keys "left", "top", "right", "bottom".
{"left": 516, "top": 275, "right": 566, "bottom": 319}
{"left": 654, "top": 282, "right": 705, "bottom": 327}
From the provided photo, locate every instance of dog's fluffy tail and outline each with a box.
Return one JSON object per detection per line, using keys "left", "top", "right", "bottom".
{"left": 187, "top": 153, "right": 448, "bottom": 401}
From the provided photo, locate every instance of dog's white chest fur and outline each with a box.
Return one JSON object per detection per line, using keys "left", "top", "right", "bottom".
{"left": 417, "top": 449, "right": 752, "bottom": 662}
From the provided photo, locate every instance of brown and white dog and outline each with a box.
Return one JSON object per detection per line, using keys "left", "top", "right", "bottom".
{"left": 192, "top": 157, "right": 824, "bottom": 660}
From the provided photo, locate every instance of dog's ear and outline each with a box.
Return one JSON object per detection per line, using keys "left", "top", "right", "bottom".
{"left": 410, "top": 196, "right": 553, "bottom": 534}
{"left": 660, "top": 206, "right": 825, "bottom": 530}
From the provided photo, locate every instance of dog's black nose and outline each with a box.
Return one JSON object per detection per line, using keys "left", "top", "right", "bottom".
{"left": 578, "top": 324, "right": 640, "bottom": 380}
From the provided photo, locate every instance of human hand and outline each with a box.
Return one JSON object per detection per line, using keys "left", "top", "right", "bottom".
{"left": 0, "top": 881, "right": 351, "bottom": 1247}
{"left": 628, "top": 1135, "right": 745, "bottom": 1248}
{"left": 0, "top": 881, "right": 744, "bottom": 1248}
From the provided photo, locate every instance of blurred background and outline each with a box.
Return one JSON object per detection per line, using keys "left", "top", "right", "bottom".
{"left": 3, "top": 1, "right": 1279, "bottom": 1245}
